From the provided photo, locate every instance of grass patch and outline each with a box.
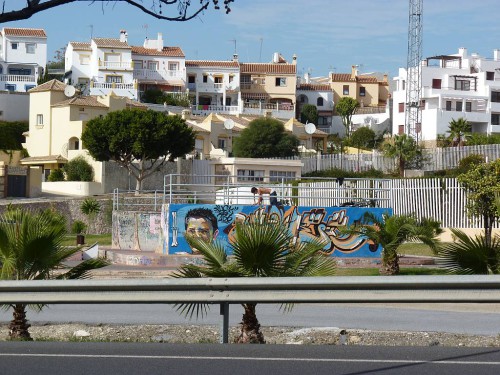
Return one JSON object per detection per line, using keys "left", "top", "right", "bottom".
{"left": 61, "top": 233, "right": 112, "bottom": 247}
{"left": 398, "top": 242, "right": 438, "bottom": 257}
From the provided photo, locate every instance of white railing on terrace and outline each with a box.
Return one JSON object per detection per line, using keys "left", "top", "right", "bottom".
{"left": 92, "top": 82, "right": 135, "bottom": 90}
{"left": 0, "top": 74, "right": 36, "bottom": 82}
{"left": 99, "top": 61, "right": 133, "bottom": 70}
{"left": 134, "top": 68, "right": 183, "bottom": 81}
{"left": 191, "top": 104, "right": 240, "bottom": 115}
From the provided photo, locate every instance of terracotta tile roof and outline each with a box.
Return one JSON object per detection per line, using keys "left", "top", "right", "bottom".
{"left": 28, "top": 79, "right": 66, "bottom": 93}
{"left": 330, "top": 73, "right": 379, "bottom": 83}
{"left": 92, "top": 38, "right": 131, "bottom": 49}
{"left": 297, "top": 83, "right": 331, "bottom": 91}
{"left": 131, "top": 46, "right": 185, "bottom": 57}
{"left": 240, "top": 63, "right": 296, "bottom": 75}
{"left": 52, "top": 96, "right": 109, "bottom": 108}
{"left": 186, "top": 60, "right": 239, "bottom": 68}
{"left": 2, "top": 28, "right": 46, "bottom": 38}
{"left": 69, "top": 42, "right": 92, "bottom": 51}
{"left": 21, "top": 155, "right": 67, "bottom": 163}
{"left": 125, "top": 98, "right": 148, "bottom": 108}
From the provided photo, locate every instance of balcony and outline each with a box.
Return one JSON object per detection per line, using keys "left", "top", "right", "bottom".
{"left": 90, "top": 82, "right": 138, "bottom": 100}
{"left": 99, "top": 61, "right": 133, "bottom": 70}
{"left": 0, "top": 74, "right": 36, "bottom": 83}
{"left": 240, "top": 83, "right": 266, "bottom": 91}
{"left": 133, "top": 68, "right": 184, "bottom": 83}
{"left": 191, "top": 104, "right": 240, "bottom": 116}
{"left": 242, "top": 102, "right": 295, "bottom": 120}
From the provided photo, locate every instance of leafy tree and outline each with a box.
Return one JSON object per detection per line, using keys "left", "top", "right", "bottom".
{"left": 437, "top": 229, "right": 500, "bottom": 274}
{"left": 173, "top": 218, "right": 336, "bottom": 343}
{"left": 82, "top": 108, "right": 195, "bottom": 191}
{"left": 447, "top": 117, "right": 471, "bottom": 147}
{"left": 457, "top": 159, "right": 500, "bottom": 247}
{"left": 344, "top": 212, "right": 442, "bottom": 275}
{"left": 335, "top": 97, "right": 359, "bottom": 138}
{"left": 300, "top": 104, "right": 318, "bottom": 125}
{"left": 0, "top": 1, "right": 234, "bottom": 23}
{"left": 63, "top": 156, "right": 94, "bottom": 182}
{"left": 0, "top": 208, "right": 109, "bottom": 340}
{"left": 0, "top": 122, "right": 29, "bottom": 150}
{"left": 232, "top": 118, "right": 299, "bottom": 158}
{"left": 350, "top": 127, "right": 375, "bottom": 150}
{"left": 382, "top": 134, "right": 422, "bottom": 176}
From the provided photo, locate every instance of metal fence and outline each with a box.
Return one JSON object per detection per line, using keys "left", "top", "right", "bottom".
{"left": 1, "top": 276, "right": 500, "bottom": 343}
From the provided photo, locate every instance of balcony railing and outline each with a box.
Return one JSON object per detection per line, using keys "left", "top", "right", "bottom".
{"left": 92, "top": 82, "right": 135, "bottom": 90}
{"left": 99, "top": 61, "right": 133, "bottom": 70}
{"left": 191, "top": 105, "right": 240, "bottom": 115}
{"left": 0, "top": 74, "right": 36, "bottom": 83}
{"left": 134, "top": 68, "right": 183, "bottom": 82}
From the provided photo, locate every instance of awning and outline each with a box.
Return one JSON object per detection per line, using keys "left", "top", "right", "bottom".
{"left": 20, "top": 155, "right": 67, "bottom": 165}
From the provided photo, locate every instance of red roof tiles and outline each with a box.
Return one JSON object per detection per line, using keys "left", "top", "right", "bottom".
{"left": 132, "top": 46, "right": 185, "bottom": 57}
{"left": 186, "top": 60, "right": 239, "bottom": 68}
{"left": 240, "top": 63, "right": 296, "bottom": 75}
{"left": 2, "top": 28, "right": 46, "bottom": 38}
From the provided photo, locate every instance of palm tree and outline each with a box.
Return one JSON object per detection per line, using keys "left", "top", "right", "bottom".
{"left": 382, "top": 134, "right": 421, "bottom": 176}
{"left": 344, "top": 212, "right": 442, "bottom": 275}
{"left": 447, "top": 117, "right": 471, "bottom": 147}
{"left": 0, "top": 208, "right": 109, "bottom": 340}
{"left": 437, "top": 229, "right": 500, "bottom": 274}
{"left": 173, "top": 218, "right": 336, "bottom": 343}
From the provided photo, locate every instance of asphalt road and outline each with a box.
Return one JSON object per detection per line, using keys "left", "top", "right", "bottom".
{"left": 1, "top": 303, "right": 499, "bottom": 336}
{"left": 1, "top": 342, "right": 500, "bottom": 375}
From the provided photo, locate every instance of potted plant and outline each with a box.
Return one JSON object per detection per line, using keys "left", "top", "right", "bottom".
{"left": 72, "top": 220, "right": 87, "bottom": 245}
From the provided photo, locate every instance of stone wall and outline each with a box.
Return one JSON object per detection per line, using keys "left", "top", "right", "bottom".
{"left": 0, "top": 197, "right": 113, "bottom": 235}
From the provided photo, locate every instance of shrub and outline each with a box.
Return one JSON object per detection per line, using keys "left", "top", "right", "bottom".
{"left": 80, "top": 198, "right": 100, "bottom": 216}
{"left": 64, "top": 156, "right": 94, "bottom": 182}
{"left": 71, "top": 220, "right": 87, "bottom": 234}
{"left": 47, "top": 168, "right": 65, "bottom": 182}
{"left": 456, "top": 154, "right": 485, "bottom": 175}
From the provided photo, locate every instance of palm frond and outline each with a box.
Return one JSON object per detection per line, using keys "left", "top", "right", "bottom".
{"left": 56, "top": 258, "right": 110, "bottom": 280}
{"left": 174, "top": 302, "right": 211, "bottom": 320}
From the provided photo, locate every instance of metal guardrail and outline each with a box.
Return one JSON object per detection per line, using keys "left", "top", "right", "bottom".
{"left": 1, "top": 276, "right": 500, "bottom": 343}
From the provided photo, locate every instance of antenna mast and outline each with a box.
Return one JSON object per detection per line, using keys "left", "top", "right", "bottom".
{"left": 405, "top": 0, "right": 423, "bottom": 141}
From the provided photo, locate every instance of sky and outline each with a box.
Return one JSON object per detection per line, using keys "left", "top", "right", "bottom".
{"left": 2, "top": 0, "right": 500, "bottom": 79}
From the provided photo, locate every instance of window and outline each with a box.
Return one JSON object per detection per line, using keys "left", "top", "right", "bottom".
{"left": 217, "top": 138, "right": 226, "bottom": 149}
{"left": 26, "top": 43, "right": 36, "bottom": 54}
{"left": 133, "top": 60, "right": 143, "bottom": 69}
{"left": 203, "top": 75, "right": 208, "bottom": 83}
{"left": 36, "top": 114, "right": 44, "bottom": 126}
{"left": 466, "top": 102, "right": 472, "bottom": 112}
{"left": 11, "top": 42, "right": 18, "bottom": 50}
{"left": 420, "top": 100, "right": 426, "bottom": 109}
{"left": 456, "top": 101, "right": 463, "bottom": 112}
{"left": 343, "top": 85, "right": 349, "bottom": 95}
{"left": 492, "top": 91, "right": 500, "bottom": 103}
{"left": 168, "top": 62, "right": 179, "bottom": 71}
{"left": 432, "top": 79, "right": 441, "bottom": 89}
{"left": 147, "top": 61, "right": 158, "bottom": 70}
{"left": 446, "top": 101, "right": 452, "bottom": 111}
{"left": 9, "top": 68, "right": 31, "bottom": 75}
{"left": 492, "top": 113, "right": 500, "bottom": 126}
{"left": 270, "top": 171, "right": 296, "bottom": 182}
{"left": 214, "top": 76, "right": 223, "bottom": 84}
{"left": 79, "top": 54, "right": 90, "bottom": 65}
{"left": 229, "top": 75, "right": 234, "bottom": 83}
{"left": 240, "top": 75, "right": 251, "bottom": 84}
{"left": 317, "top": 97, "right": 324, "bottom": 106}
{"left": 486, "top": 71, "right": 495, "bottom": 81}
{"left": 359, "top": 87, "right": 366, "bottom": 97}
{"left": 106, "top": 75, "right": 123, "bottom": 83}
{"left": 237, "top": 169, "right": 264, "bottom": 182}
{"left": 188, "top": 75, "right": 196, "bottom": 84}
{"left": 5, "top": 84, "right": 16, "bottom": 92}
{"left": 398, "top": 125, "right": 405, "bottom": 134}
{"left": 398, "top": 102, "right": 404, "bottom": 113}
{"left": 455, "top": 79, "right": 470, "bottom": 91}
{"left": 275, "top": 77, "right": 286, "bottom": 87}
{"left": 25, "top": 84, "right": 35, "bottom": 92}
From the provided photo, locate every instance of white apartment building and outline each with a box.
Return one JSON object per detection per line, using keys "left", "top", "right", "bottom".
{"left": 0, "top": 27, "right": 47, "bottom": 93}
{"left": 393, "top": 47, "right": 500, "bottom": 143}
{"left": 65, "top": 30, "right": 185, "bottom": 100}
{"left": 186, "top": 56, "right": 240, "bottom": 116}
{"left": 296, "top": 73, "right": 334, "bottom": 131}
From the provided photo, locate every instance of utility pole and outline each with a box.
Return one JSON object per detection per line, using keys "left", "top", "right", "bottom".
{"left": 405, "top": 0, "right": 423, "bottom": 142}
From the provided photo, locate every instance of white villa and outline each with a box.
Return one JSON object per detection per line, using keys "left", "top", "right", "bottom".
{"left": 0, "top": 27, "right": 47, "bottom": 93}
{"left": 393, "top": 47, "right": 500, "bottom": 143}
{"left": 65, "top": 30, "right": 186, "bottom": 100}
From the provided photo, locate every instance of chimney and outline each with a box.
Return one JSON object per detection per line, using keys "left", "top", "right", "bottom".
{"left": 272, "top": 52, "right": 280, "bottom": 63}
{"left": 232, "top": 53, "right": 239, "bottom": 62}
{"left": 383, "top": 74, "right": 388, "bottom": 83}
{"left": 351, "top": 65, "right": 358, "bottom": 79}
{"left": 494, "top": 49, "right": 500, "bottom": 61}
{"left": 157, "top": 32, "right": 163, "bottom": 52}
{"left": 119, "top": 30, "right": 128, "bottom": 43}
{"left": 292, "top": 54, "right": 297, "bottom": 65}
{"left": 458, "top": 47, "right": 468, "bottom": 58}
{"left": 181, "top": 109, "right": 191, "bottom": 120}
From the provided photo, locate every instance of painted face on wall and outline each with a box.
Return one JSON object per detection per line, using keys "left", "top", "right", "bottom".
{"left": 185, "top": 217, "right": 215, "bottom": 243}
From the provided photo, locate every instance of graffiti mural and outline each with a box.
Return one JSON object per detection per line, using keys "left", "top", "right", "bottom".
{"left": 162, "top": 204, "right": 392, "bottom": 257}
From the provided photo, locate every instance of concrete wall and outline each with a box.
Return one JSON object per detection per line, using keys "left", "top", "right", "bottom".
{"left": 112, "top": 211, "right": 162, "bottom": 251}
{"left": 0, "top": 92, "right": 29, "bottom": 121}
{"left": 42, "top": 181, "right": 104, "bottom": 196}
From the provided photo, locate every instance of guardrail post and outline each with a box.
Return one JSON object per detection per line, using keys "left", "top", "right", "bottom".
{"left": 220, "top": 302, "right": 229, "bottom": 344}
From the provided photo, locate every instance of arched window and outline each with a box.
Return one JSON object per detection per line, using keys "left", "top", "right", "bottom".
{"left": 68, "top": 137, "right": 80, "bottom": 150}
{"left": 317, "top": 97, "right": 324, "bottom": 106}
